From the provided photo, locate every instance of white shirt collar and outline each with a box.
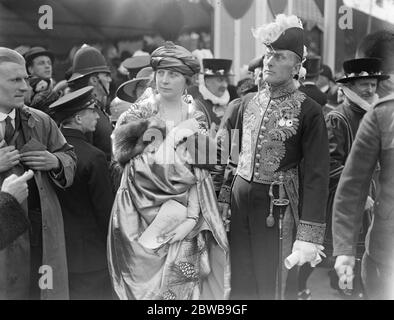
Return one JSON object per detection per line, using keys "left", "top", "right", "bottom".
{"left": 0, "top": 108, "right": 16, "bottom": 122}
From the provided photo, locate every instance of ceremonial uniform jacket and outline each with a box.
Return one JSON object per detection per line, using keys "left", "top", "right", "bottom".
{"left": 218, "top": 83, "right": 329, "bottom": 244}
{"left": 58, "top": 128, "right": 114, "bottom": 273}
{"left": 333, "top": 94, "right": 394, "bottom": 268}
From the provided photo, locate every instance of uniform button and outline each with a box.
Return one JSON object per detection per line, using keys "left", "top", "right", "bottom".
{"left": 260, "top": 126, "right": 266, "bottom": 131}
{"left": 267, "top": 108, "right": 272, "bottom": 114}
{"left": 255, "top": 163, "right": 260, "bottom": 168}
{"left": 263, "top": 117, "right": 269, "bottom": 123}
{"left": 259, "top": 135, "right": 264, "bottom": 140}
{"left": 256, "top": 154, "right": 261, "bottom": 159}
{"left": 257, "top": 144, "right": 262, "bottom": 150}
{"left": 254, "top": 172, "right": 260, "bottom": 177}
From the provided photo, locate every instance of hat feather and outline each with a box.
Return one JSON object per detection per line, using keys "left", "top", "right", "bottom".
{"left": 252, "top": 14, "right": 303, "bottom": 45}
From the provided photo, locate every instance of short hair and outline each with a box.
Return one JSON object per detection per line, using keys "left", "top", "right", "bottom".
{"left": 356, "top": 30, "right": 394, "bottom": 73}
{"left": 0, "top": 47, "right": 25, "bottom": 66}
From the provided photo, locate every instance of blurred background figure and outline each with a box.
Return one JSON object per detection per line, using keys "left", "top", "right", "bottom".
{"left": 317, "top": 64, "right": 340, "bottom": 109}
{"left": 299, "top": 56, "right": 331, "bottom": 115}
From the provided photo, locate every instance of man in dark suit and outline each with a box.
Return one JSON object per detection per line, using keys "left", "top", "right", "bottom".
{"left": 49, "top": 86, "right": 114, "bottom": 299}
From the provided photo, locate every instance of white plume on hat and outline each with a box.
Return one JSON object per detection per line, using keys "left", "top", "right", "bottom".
{"left": 192, "top": 49, "right": 213, "bottom": 71}
{"left": 252, "top": 14, "right": 303, "bottom": 45}
{"left": 252, "top": 14, "right": 308, "bottom": 80}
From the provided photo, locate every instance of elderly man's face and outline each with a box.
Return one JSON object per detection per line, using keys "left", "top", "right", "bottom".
{"left": 348, "top": 78, "right": 378, "bottom": 104}
{"left": 28, "top": 55, "right": 52, "bottom": 79}
{"left": 0, "top": 62, "right": 29, "bottom": 113}
{"left": 263, "top": 48, "right": 300, "bottom": 86}
{"left": 204, "top": 76, "right": 228, "bottom": 98}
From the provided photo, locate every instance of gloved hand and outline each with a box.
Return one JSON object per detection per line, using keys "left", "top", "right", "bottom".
{"left": 292, "top": 240, "right": 326, "bottom": 266}
{"left": 364, "top": 196, "right": 374, "bottom": 211}
{"left": 168, "top": 218, "right": 197, "bottom": 244}
{"left": 334, "top": 255, "right": 355, "bottom": 290}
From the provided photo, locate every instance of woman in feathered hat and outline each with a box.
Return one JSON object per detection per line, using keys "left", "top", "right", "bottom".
{"left": 217, "top": 14, "right": 329, "bottom": 300}
{"left": 108, "top": 42, "right": 229, "bottom": 300}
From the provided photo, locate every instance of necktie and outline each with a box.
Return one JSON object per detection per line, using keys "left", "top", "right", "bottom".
{"left": 4, "top": 116, "right": 14, "bottom": 145}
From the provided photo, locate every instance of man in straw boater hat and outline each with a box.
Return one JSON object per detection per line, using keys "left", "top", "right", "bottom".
{"left": 216, "top": 14, "right": 329, "bottom": 300}
{"left": 333, "top": 31, "right": 394, "bottom": 300}
{"left": 49, "top": 87, "right": 114, "bottom": 299}
{"left": 0, "top": 47, "right": 76, "bottom": 299}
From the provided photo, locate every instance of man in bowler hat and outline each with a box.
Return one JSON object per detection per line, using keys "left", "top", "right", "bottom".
{"left": 49, "top": 86, "right": 114, "bottom": 299}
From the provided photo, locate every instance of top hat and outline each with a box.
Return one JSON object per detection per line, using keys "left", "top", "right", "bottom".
{"left": 304, "top": 56, "right": 321, "bottom": 78}
{"left": 336, "top": 57, "right": 390, "bottom": 84}
{"left": 68, "top": 45, "right": 110, "bottom": 83}
{"left": 121, "top": 55, "right": 151, "bottom": 79}
{"left": 24, "top": 47, "right": 54, "bottom": 67}
{"left": 116, "top": 67, "right": 153, "bottom": 103}
{"left": 49, "top": 86, "right": 96, "bottom": 123}
{"left": 201, "top": 59, "right": 233, "bottom": 77}
{"left": 320, "top": 64, "right": 335, "bottom": 83}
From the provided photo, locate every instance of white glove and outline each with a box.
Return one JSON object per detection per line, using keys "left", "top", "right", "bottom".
{"left": 291, "top": 240, "right": 326, "bottom": 266}
{"left": 334, "top": 255, "right": 355, "bottom": 290}
{"left": 364, "top": 196, "right": 374, "bottom": 211}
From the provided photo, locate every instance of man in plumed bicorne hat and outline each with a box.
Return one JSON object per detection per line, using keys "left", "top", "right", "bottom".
{"left": 216, "top": 14, "right": 329, "bottom": 300}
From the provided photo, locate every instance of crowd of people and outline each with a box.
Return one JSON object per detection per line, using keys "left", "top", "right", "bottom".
{"left": 0, "top": 13, "right": 393, "bottom": 300}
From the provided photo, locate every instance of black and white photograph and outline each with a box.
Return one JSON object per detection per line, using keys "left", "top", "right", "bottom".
{"left": 0, "top": 0, "right": 393, "bottom": 306}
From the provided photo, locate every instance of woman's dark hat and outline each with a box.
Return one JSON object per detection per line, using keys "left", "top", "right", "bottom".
{"left": 336, "top": 57, "right": 390, "bottom": 83}
{"left": 121, "top": 55, "right": 151, "bottom": 79}
{"left": 201, "top": 58, "right": 233, "bottom": 77}
{"left": 150, "top": 41, "right": 200, "bottom": 76}
{"left": 116, "top": 67, "right": 153, "bottom": 103}
{"left": 48, "top": 86, "right": 96, "bottom": 123}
